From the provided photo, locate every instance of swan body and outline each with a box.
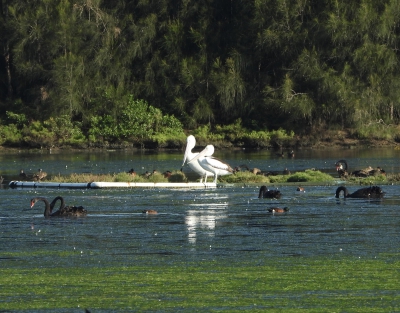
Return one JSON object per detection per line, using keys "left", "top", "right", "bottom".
{"left": 30, "top": 196, "right": 87, "bottom": 217}
{"left": 187, "top": 144, "right": 233, "bottom": 183}
{"left": 335, "top": 186, "right": 385, "bottom": 198}
{"left": 182, "top": 135, "right": 214, "bottom": 183}
{"left": 258, "top": 185, "right": 282, "bottom": 199}
{"left": 268, "top": 207, "right": 289, "bottom": 213}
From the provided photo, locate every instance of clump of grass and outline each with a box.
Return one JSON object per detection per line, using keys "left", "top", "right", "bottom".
{"left": 286, "top": 169, "right": 335, "bottom": 183}
{"left": 50, "top": 170, "right": 336, "bottom": 184}
{"left": 50, "top": 170, "right": 187, "bottom": 183}
{"left": 50, "top": 173, "right": 117, "bottom": 183}
{"left": 266, "top": 170, "right": 334, "bottom": 183}
{"left": 218, "top": 170, "right": 335, "bottom": 184}
{"left": 168, "top": 171, "right": 187, "bottom": 182}
{"left": 387, "top": 173, "right": 400, "bottom": 182}
{"left": 146, "top": 172, "right": 168, "bottom": 183}
{"left": 219, "top": 171, "right": 270, "bottom": 183}
{"left": 345, "top": 174, "right": 388, "bottom": 185}
{"left": 114, "top": 172, "right": 147, "bottom": 182}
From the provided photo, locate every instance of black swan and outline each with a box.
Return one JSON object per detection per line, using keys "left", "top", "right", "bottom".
{"left": 30, "top": 196, "right": 87, "bottom": 217}
{"left": 33, "top": 169, "right": 47, "bottom": 181}
{"left": 258, "top": 186, "right": 282, "bottom": 199}
{"left": 335, "top": 160, "right": 349, "bottom": 178}
{"left": 49, "top": 196, "right": 66, "bottom": 212}
{"left": 335, "top": 186, "right": 385, "bottom": 199}
{"left": 268, "top": 207, "right": 289, "bottom": 213}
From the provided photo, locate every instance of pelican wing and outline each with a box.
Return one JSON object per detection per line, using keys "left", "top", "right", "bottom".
{"left": 205, "top": 157, "right": 233, "bottom": 173}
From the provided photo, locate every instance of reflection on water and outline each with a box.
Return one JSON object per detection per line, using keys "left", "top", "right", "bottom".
{"left": 185, "top": 208, "right": 228, "bottom": 244}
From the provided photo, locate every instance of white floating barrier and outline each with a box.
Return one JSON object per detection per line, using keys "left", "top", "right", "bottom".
{"left": 89, "top": 182, "right": 216, "bottom": 189}
{"left": 8, "top": 181, "right": 216, "bottom": 189}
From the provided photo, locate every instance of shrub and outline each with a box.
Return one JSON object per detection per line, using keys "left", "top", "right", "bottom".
{"left": 22, "top": 120, "right": 55, "bottom": 148}
{"left": 89, "top": 95, "right": 185, "bottom": 147}
{"left": 0, "top": 124, "right": 23, "bottom": 146}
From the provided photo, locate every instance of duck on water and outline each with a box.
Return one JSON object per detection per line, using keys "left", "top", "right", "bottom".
{"left": 30, "top": 196, "right": 87, "bottom": 217}
{"left": 268, "top": 207, "right": 289, "bottom": 213}
{"left": 335, "top": 186, "right": 385, "bottom": 198}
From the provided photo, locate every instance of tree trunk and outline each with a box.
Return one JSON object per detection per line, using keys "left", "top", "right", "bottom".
{"left": 4, "top": 42, "right": 13, "bottom": 98}
{"left": 1, "top": 0, "right": 13, "bottom": 98}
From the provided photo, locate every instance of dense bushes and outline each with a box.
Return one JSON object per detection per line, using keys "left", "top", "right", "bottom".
{"left": 1, "top": 1, "right": 400, "bottom": 143}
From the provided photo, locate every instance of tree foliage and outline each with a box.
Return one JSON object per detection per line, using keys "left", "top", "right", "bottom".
{"left": 1, "top": 0, "right": 400, "bottom": 146}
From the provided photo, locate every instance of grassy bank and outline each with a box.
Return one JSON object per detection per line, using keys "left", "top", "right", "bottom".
{"left": 46, "top": 170, "right": 395, "bottom": 185}
{"left": 1, "top": 254, "right": 399, "bottom": 311}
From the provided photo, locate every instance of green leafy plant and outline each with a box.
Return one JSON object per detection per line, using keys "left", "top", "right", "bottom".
{"left": 22, "top": 121, "right": 55, "bottom": 148}
{"left": 0, "top": 124, "right": 23, "bottom": 146}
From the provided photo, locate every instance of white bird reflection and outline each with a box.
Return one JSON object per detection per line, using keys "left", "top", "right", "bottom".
{"left": 185, "top": 209, "right": 227, "bottom": 244}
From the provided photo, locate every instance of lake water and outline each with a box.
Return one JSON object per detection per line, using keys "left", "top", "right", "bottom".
{"left": 0, "top": 147, "right": 399, "bottom": 310}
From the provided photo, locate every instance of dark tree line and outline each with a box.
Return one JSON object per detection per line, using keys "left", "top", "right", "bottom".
{"left": 1, "top": 0, "right": 400, "bottom": 137}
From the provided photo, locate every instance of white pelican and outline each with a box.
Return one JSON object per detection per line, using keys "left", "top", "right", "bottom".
{"left": 188, "top": 144, "right": 233, "bottom": 183}
{"left": 182, "top": 135, "right": 214, "bottom": 183}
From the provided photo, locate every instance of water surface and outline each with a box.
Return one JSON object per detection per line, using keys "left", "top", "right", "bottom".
{"left": 0, "top": 148, "right": 399, "bottom": 311}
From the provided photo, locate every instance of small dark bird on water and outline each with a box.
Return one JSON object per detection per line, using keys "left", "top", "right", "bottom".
{"left": 19, "top": 169, "right": 28, "bottom": 179}
{"left": 142, "top": 210, "right": 158, "bottom": 214}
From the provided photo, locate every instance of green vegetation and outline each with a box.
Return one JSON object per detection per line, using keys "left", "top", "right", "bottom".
{"left": 219, "top": 169, "right": 335, "bottom": 184}
{"left": 1, "top": 255, "right": 399, "bottom": 311}
{"left": 50, "top": 171, "right": 187, "bottom": 183}
{"left": 45, "top": 170, "right": 396, "bottom": 185}
{"left": 1, "top": 1, "right": 400, "bottom": 148}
